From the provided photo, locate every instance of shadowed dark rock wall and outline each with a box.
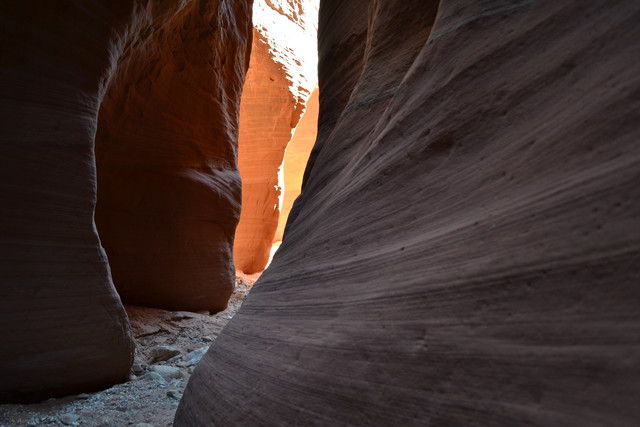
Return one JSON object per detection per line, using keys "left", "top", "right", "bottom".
{"left": 0, "top": 0, "right": 252, "bottom": 402}
{"left": 177, "top": 0, "right": 640, "bottom": 425}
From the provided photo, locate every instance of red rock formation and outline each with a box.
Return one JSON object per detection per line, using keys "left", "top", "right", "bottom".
{"left": 233, "top": 0, "right": 318, "bottom": 274}
{"left": 274, "top": 87, "right": 319, "bottom": 242}
{"left": 0, "top": 0, "right": 252, "bottom": 402}
{"left": 177, "top": 0, "right": 640, "bottom": 425}
{"left": 95, "top": 0, "right": 252, "bottom": 312}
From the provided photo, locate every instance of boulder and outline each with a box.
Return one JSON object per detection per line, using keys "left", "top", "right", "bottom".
{"left": 149, "top": 365, "right": 182, "bottom": 381}
{"left": 138, "top": 372, "right": 166, "bottom": 385}
{"left": 150, "top": 346, "right": 181, "bottom": 363}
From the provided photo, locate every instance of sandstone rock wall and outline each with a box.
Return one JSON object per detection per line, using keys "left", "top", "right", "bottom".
{"left": 177, "top": 0, "right": 640, "bottom": 425}
{"left": 274, "top": 87, "right": 319, "bottom": 242}
{"left": 0, "top": 0, "right": 252, "bottom": 402}
{"left": 96, "top": 0, "right": 252, "bottom": 312}
{"left": 233, "top": 0, "right": 318, "bottom": 274}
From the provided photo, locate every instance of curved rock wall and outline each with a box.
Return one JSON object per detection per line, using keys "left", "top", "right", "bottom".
{"left": 0, "top": 0, "right": 252, "bottom": 402}
{"left": 96, "top": 0, "right": 252, "bottom": 312}
{"left": 177, "top": 0, "right": 640, "bottom": 425}
{"left": 233, "top": 0, "right": 318, "bottom": 274}
{"left": 274, "top": 87, "right": 319, "bottom": 243}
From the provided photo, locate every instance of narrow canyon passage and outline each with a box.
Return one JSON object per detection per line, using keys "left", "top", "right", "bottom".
{"left": 2, "top": 0, "right": 640, "bottom": 425}
{"left": 233, "top": 0, "right": 319, "bottom": 274}
{"left": 94, "top": 0, "right": 319, "bottom": 301}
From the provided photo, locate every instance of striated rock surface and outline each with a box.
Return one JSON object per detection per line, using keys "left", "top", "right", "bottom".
{"left": 177, "top": 0, "right": 640, "bottom": 425}
{"left": 233, "top": 0, "right": 318, "bottom": 274}
{"left": 95, "top": 1, "right": 253, "bottom": 312}
{"left": 0, "top": 0, "right": 252, "bottom": 401}
{"left": 274, "top": 87, "right": 319, "bottom": 242}
{"left": 0, "top": 1, "right": 135, "bottom": 403}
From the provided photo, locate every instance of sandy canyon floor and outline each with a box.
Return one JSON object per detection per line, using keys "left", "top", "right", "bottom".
{"left": 0, "top": 274, "right": 259, "bottom": 427}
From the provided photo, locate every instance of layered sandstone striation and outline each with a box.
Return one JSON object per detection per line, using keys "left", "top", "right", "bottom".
{"left": 177, "top": 0, "right": 640, "bottom": 425}
{"left": 95, "top": 0, "right": 252, "bottom": 312}
{"left": 274, "top": 87, "right": 319, "bottom": 242}
{"left": 0, "top": 0, "right": 252, "bottom": 402}
{"left": 233, "top": 0, "right": 318, "bottom": 274}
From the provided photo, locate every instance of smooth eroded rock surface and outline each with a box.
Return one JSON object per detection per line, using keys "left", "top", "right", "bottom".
{"left": 177, "top": 0, "right": 640, "bottom": 425}
{"left": 233, "top": 0, "right": 318, "bottom": 274}
{"left": 274, "top": 87, "right": 319, "bottom": 242}
{"left": 95, "top": 0, "right": 253, "bottom": 312}
{"left": 0, "top": 0, "right": 252, "bottom": 402}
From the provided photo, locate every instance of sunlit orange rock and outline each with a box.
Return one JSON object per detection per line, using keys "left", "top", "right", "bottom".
{"left": 233, "top": 0, "right": 318, "bottom": 274}
{"left": 274, "top": 87, "right": 319, "bottom": 243}
{"left": 178, "top": 0, "right": 640, "bottom": 424}
{"left": 0, "top": 0, "right": 252, "bottom": 402}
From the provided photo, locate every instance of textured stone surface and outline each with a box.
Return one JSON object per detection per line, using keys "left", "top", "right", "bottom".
{"left": 274, "top": 87, "right": 319, "bottom": 242}
{"left": 0, "top": 1, "right": 135, "bottom": 403}
{"left": 95, "top": 0, "right": 252, "bottom": 312}
{"left": 177, "top": 0, "right": 640, "bottom": 425}
{"left": 233, "top": 0, "right": 318, "bottom": 274}
{"left": 150, "top": 346, "right": 181, "bottom": 363}
{"left": 149, "top": 365, "right": 182, "bottom": 381}
{"left": 0, "top": 0, "right": 252, "bottom": 402}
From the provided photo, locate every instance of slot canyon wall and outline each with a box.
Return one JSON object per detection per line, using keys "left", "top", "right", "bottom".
{"left": 177, "top": 0, "right": 640, "bottom": 425}
{"left": 94, "top": 1, "right": 253, "bottom": 312}
{"left": 233, "top": 0, "right": 318, "bottom": 274}
{"left": 0, "top": 0, "right": 252, "bottom": 402}
{"left": 274, "top": 87, "right": 319, "bottom": 242}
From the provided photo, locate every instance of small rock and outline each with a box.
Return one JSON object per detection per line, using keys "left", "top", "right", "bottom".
{"left": 75, "top": 393, "right": 91, "bottom": 400}
{"left": 202, "top": 336, "right": 214, "bottom": 342}
{"left": 170, "top": 311, "right": 202, "bottom": 320}
{"left": 167, "top": 354, "right": 183, "bottom": 363}
{"left": 59, "top": 413, "right": 80, "bottom": 426}
{"left": 167, "top": 389, "right": 182, "bottom": 400}
{"left": 179, "top": 346, "right": 209, "bottom": 367}
{"left": 150, "top": 345, "right": 181, "bottom": 362}
{"left": 131, "top": 363, "right": 144, "bottom": 375}
{"left": 150, "top": 365, "right": 183, "bottom": 380}
{"left": 138, "top": 372, "right": 167, "bottom": 384}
